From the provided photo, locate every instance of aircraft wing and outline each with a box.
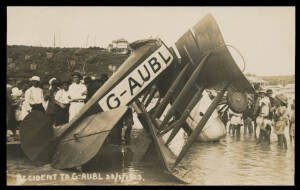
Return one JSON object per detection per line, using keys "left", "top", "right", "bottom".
{"left": 175, "top": 13, "right": 254, "bottom": 94}
{"left": 52, "top": 106, "right": 128, "bottom": 169}
{"left": 50, "top": 39, "right": 174, "bottom": 169}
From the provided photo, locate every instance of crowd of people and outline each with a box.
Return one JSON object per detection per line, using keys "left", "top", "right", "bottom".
{"left": 7, "top": 73, "right": 295, "bottom": 150}
{"left": 220, "top": 89, "right": 295, "bottom": 149}
{"left": 6, "top": 72, "right": 108, "bottom": 139}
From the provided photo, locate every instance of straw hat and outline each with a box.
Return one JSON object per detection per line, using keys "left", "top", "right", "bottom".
{"left": 31, "top": 76, "right": 40, "bottom": 82}
{"left": 49, "top": 77, "right": 57, "bottom": 85}
{"left": 275, "top": 94, "right": 288, "bottom": 105}
{"left": 266, "top": 89, "right": 273, "bottom": 95}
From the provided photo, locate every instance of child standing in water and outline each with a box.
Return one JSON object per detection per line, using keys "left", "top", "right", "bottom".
{"left": 273, "top": 94, "right": 289, "bottom": 149}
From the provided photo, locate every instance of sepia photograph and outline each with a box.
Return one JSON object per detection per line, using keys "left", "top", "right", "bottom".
{"left": 6, "top": 6, "right": 295, "bottom": 186}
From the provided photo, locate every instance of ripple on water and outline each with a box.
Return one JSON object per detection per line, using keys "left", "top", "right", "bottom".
{"left": 176, "top": 129, "right": 294, "bottom": 185}
{"left": 7, "top": 126, "right": 294, "bottom": 185}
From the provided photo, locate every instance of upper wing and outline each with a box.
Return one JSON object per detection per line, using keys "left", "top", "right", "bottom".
{"left": 175, "top": 13, "right": 254, "bottom": 94}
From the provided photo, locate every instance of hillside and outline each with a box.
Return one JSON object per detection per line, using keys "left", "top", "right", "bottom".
{"left": 7, "top": 45, "right": 295, "bottom": 86}
{"left": 245, "top": 73, "right": 295, "bottom": 86}
{"left": 7, "top": 45, "right": 129, "bottom": 83}
{"left": 260, "top": 75, "right": 295, "bottom": 86}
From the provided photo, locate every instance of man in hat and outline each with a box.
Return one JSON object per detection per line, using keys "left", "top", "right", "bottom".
{"left": 253, "top": 89, "right": 265, "bottom": 138}
{"left": 273, "top": 94, "right": 289, "bottom": 149}
{"left": 289, "top": 99, "right": 295, "bottom": 144}
{"left": 229, "top": 108, "right": 243, "bottom": 138}
{"left": 11, "top": 80, "right": 23, "bottom": 98}
{"left": 266, "top": 89, "right": 275, "bottom": 119}
{"left": 54, "top": 79, "right": 71, "bottom": 126}
{"left": 84, "top": 76, "right": 99, "bottom": 102}
{"left": 49, "top": 77, "right": 57, "bottom": 90}
{"left": 7, "top": 82, "right": 18, "bottom": 138}
{"left": 266, "top": 89, "right": 274, "bottom": 104}
{"left": 100, "top": 74, "right": 108, "bottom": 85}
{"left": 265, "top": 89, "right": 275, "bottom": 140}
{"left": 256, "top": 89, "right": 272, "bottom": 144}
{"left": 10, "top": 80, "right": 26, "bottom": 128}
{"left": 83, "top": 76, "right": 102, "bottom": 116}
{"left": 68, "top": 72, "right": 87, "bottom": 121}
{"left": 45, "top": 77, "right": 60, "bottom": 125}
{"left": 242, "top": 97, "right": 254, "bottom": 135}
{"left": 19, "top": 79, "right": 32, "bottom": 120}
{"left": 24, "top": 76, "right": 45, "bottom": 113}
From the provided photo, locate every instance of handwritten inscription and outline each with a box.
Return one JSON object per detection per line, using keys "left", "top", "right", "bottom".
{"left": 15, "top": 172, "right": 145, "bottom": 184}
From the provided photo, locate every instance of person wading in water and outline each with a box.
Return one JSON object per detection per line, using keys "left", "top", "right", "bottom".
{"left": 256, "top": 89, "right": 272, "bottom": 145}
{"left": 273, "top": 94, "right": 289, "bottom": 149}
{"left": 289, "top": 99, "right": 295, "bottom": 145}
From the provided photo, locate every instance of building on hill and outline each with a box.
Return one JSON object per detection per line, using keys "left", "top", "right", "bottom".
{"left": 46, "top": 52, "right": 53, "bottom": 59}
{"left": 107, "top": 38, "right": 130, "bottom": 54}
{"left": 8, "top": 62, "right": 16, "bottom": 69}
{"left": 7, "top": 58, "right": 13, "bottom": 63}
{"left": 30, "top": 63, "right": 37, "bottom": 71}
{"left": 107, "top": 44, "right": 113, "bottom": 52}
{"left": 108, "top": 64, "right": 117, "bottom": 73}
{"left": 25, "top": 55, "right": 31, "bottom": 60}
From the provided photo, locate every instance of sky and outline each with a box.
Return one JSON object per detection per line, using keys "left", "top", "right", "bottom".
{"left": 7, "top": 6, "right": 295, "bottom": 76}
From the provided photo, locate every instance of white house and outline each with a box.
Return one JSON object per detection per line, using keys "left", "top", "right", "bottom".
{"left": 108, "top": 38, "right": 130, "bottom": 54}
{"left": 25, "top": 55, "right": 31, "bottom": 60}
{"left": 46, "top": 52, "right": 53, "bottom": 59}
{"left": 30, "top": 63, "right": 37, "bottom": 70}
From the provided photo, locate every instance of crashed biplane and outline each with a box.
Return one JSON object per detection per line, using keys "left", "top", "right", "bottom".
{"left": 19, "top": 13, "right": 254, "bottom": 183}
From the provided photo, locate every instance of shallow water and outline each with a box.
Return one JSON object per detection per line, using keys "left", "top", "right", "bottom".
{"left": 6, "top": 97, "right": 295, "bottom": 186}
{"left": 7, "top": 123, "right": 294, "bottom": 185}
{"left": 174, "top": 126, "right": 294, "bottom": 185}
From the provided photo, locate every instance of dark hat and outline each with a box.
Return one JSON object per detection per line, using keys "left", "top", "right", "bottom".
{"left": 275, "top": 94, "right": 288, "bottom": 105}
{"left": 84, "top": 76, "right": 92, "bottom": 81}
{"left": 72, "top": 71, "right": 82, "bottom": 78}
{"left": 266, "top": 89, "right": 273, "bottom": 94}
{"left": 84, "top": 76, "right": 92, "bottom": 84}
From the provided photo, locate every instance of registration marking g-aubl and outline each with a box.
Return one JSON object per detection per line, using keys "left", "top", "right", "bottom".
{"left": 98, "top": 44, "right": 173, "bottom": 111}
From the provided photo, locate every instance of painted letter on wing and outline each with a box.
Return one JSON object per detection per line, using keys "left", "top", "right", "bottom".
{"left": 98, "top": 44, "right": 173, "bottom": 111}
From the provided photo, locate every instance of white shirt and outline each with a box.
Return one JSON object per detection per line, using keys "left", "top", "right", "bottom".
{"left": 229, "top": 109, "right": 243, "bottom": 125}
{"left": 25, "top": 86, "right": 44, "bottom": 105}
{"left": 55, "top": 89, "right": 70, "bottom": 104}
{"left": 68, "top": 83, "right": 87, "bottom": 101}
{"left": 11, "top": 87, "right": 23, "bottom": 97}
{"left": 259, "top": 97, "right": 270, "bottom": 117}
